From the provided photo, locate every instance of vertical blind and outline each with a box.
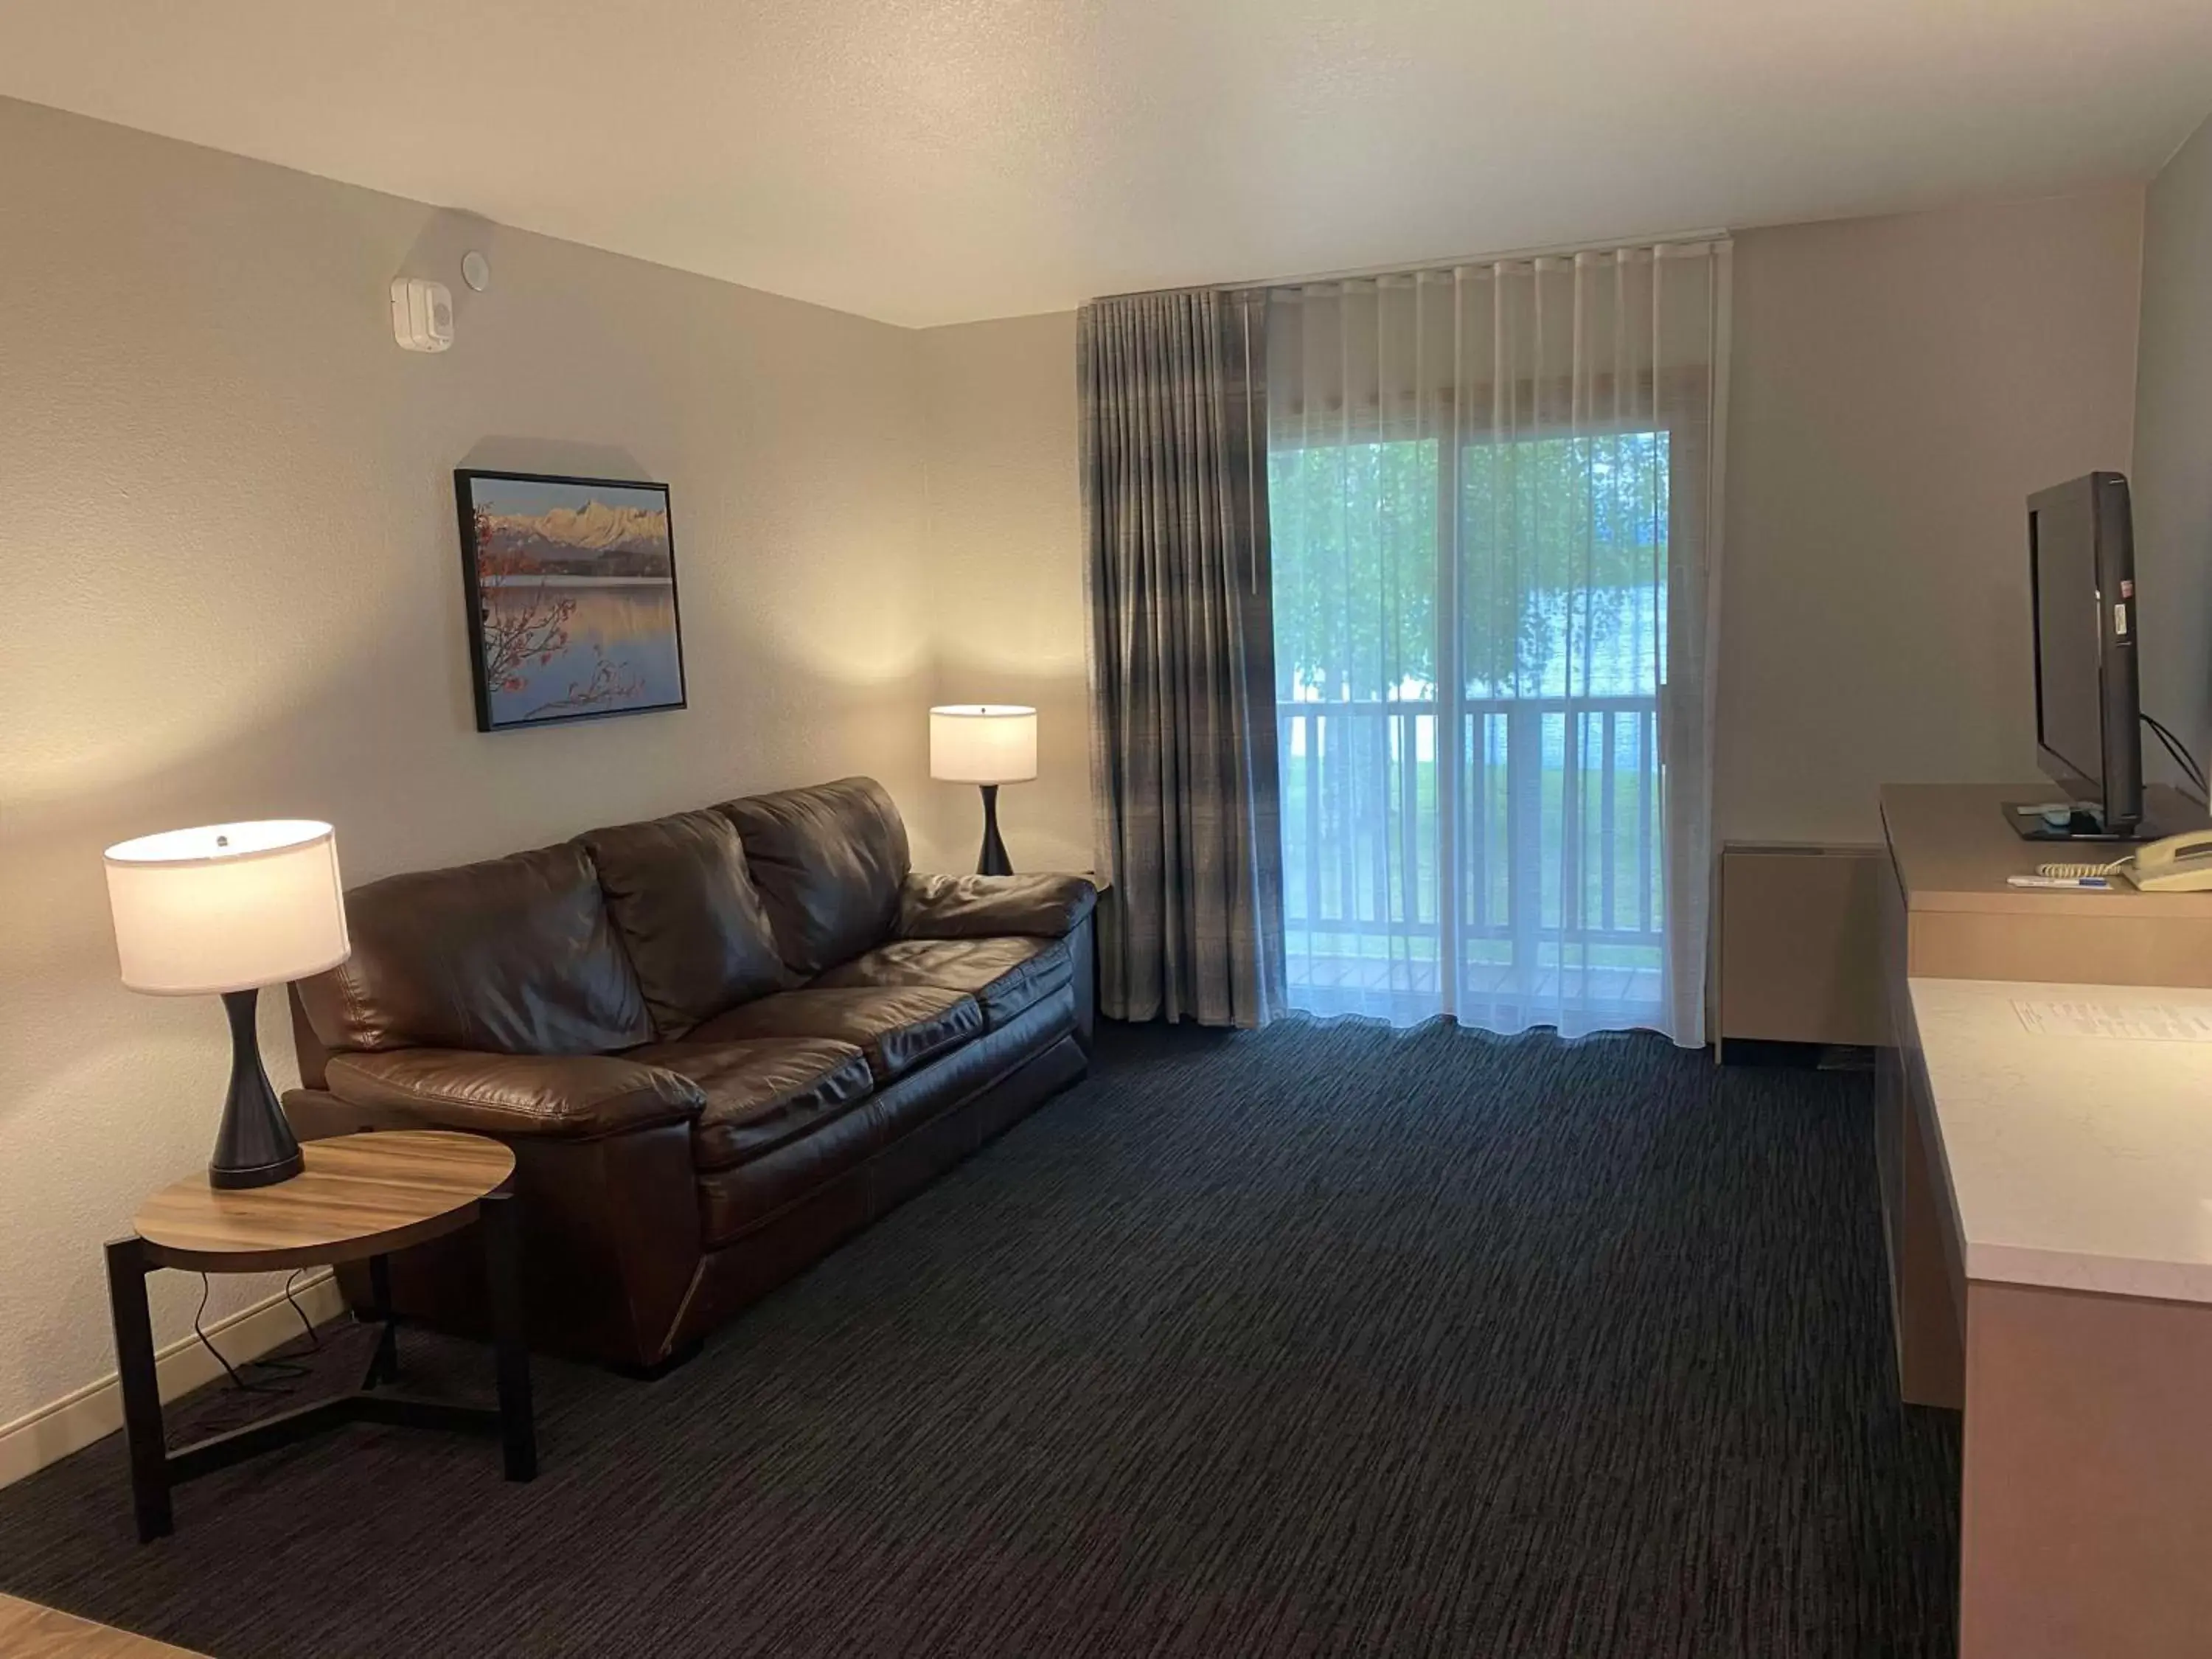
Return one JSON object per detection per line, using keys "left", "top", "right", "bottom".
{"left": 1265, "top": 242, "right": 1730, "bottom": 1042}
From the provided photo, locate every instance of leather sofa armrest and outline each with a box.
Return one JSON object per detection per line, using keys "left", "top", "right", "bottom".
{"left": 324, "top": 1048, "right": 704, "bottom": 1140}
{"left": 896, "top": 872, "right": 1098, "bottom": 940}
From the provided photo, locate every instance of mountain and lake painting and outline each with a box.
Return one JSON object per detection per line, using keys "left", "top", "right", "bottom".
{"left": 455, "top": 470, "right": 687, "bottom": 731}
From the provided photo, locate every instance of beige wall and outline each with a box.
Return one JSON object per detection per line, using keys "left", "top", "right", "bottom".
{"left": 1719, "top": 188, "right": 2145, "bottom": 842}
{"left": 917, "top": 314, "right": 1090, "bottom": 873}
{"left": 2132, "top": 112, "right": 2212, "bottom": 765}
{"left": 0, "top": 97, "right": 945, "bottom": 1433}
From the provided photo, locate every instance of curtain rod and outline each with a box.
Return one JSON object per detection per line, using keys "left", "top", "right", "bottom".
{"left": 1093, "top": 226, "right": 1731, "bottom": 305}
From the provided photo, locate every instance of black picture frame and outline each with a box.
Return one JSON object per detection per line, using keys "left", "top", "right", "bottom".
{"left": 453, "top": 468, "right": 689, "bottom": 733}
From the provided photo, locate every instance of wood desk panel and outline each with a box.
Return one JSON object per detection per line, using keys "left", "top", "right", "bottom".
{"left": 1961, "top": 1282, "right": 2212, "bottom": 1658}
{"left": 1882, "top": 914, "right": 1966, "bottom": 1411}
{"left": 1905, "top": 904, "right": 2212, "bottom": 987}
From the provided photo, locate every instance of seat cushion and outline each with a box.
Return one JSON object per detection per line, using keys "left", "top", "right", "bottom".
{"left": 811, "top": 937, "right": 1070, "bottom": 1029}
{"left": 296, "top": 841, "right": 650, "bottom": 1056}
{"left": 717, "top": 778, "right": 911, "bottom": 976}
{"left": 693, "top": 984, "right": 1079, "bottom": 1245}
{"left": 689, "top": 986, "right": 981, "bottom": 1084}
{"left": 627, "top": 1037, "right": 875, "bottom": 1170}
{"left": 578, "top": 810, "right": 792, "bottom": 1038}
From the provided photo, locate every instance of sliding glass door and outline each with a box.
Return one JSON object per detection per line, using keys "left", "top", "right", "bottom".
{"left": 1265, "top": 249, "right": 1726, "bottom": 1040}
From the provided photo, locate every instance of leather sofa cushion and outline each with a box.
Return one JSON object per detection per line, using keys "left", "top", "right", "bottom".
{"left": 811, "top": 937, "right": 1070, "bottom": 1029}
{"left": 689, "top": 985, "right": 981, "bottom": 1085}
{"left": 578, "top": 810, "right": 791, "bottom": 1037}
{"left": 718, "top": 778, "right": 910, "bottom": 976}
{"left": 627, "top": 1037, "right": 875, "bottom": 1170}
{"left": 296, "top": 842, "right": 650, "bottom": 1055}
{"left": 326, "top": 1048, "right": 703, "bottom": 1139}
{"left": 897, "top": 873, "right": 1098, "bottom": 939}
{"left": 695, "top": 983, "right": 1076, "bottom": 1244}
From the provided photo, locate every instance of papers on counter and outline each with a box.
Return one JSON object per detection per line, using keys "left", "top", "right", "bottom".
{"left": 2011, "top": 998, "right": 2212, "bottom": 1043}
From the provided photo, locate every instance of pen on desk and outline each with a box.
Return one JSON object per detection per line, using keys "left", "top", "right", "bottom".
{"left": 2006, "top": 874, "right": 2114, "bottom": 889}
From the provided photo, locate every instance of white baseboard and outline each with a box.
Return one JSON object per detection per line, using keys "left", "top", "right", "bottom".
{"left": 0, "top": 1272, "right": 347, "bottom": 1490}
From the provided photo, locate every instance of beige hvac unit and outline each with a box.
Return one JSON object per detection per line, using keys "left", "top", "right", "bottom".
{"left": 1715, "top": 841, "right": 1885, "bottom": 1057}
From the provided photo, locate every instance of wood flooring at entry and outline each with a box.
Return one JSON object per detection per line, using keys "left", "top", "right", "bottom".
{"left": 0, "top": 1593, "right": 206, "bottom": 1658}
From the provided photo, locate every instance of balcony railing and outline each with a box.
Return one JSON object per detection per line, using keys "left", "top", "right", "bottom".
{"left": 1277, "top": 694, "right": 1665, "bottom": 1020}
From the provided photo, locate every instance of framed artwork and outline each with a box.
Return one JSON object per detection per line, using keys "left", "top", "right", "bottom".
{"left": 454, "top": 469, "right": 688, "bottom": 732}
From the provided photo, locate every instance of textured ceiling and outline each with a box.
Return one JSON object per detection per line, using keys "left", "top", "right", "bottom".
{"left": 1, "top": 1, "right": 2208, "bottom": 327}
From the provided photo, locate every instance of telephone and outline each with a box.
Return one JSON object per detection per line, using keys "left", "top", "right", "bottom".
{"left": 2041, "top": 830, "right": 2212, "bottom": 891}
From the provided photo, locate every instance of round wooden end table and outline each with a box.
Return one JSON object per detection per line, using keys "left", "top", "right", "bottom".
{"left": 105, "top": 1130, "right": 535, "bottom": 1543}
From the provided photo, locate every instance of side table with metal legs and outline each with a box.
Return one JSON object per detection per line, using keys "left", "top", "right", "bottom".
{"left": 104, "top": 1131, "right": 535, "bottom": 1542}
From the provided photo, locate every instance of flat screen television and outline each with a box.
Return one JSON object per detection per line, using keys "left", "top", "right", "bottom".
{"left": 2014, "top": 470, "right": 2142, "bottom": 841}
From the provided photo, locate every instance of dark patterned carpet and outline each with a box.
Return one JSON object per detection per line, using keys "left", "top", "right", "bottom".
{"left": 0, "top": 1018, "right": 1959, "bottom": 1658}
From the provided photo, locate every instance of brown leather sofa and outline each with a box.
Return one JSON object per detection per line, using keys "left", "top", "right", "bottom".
{"left": 280, "top": 777, "right": 1096, "bottom": 1371}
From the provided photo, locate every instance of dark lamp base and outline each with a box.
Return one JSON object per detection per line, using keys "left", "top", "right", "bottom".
{"left": 208, "top": 1149, "right": 305, "bottom": 1190}
{"left": 209, "top": 986, "right": 304, "bottom": 1191}
{"left": 975, "top": 783, "right": 1013, "bottom": 877}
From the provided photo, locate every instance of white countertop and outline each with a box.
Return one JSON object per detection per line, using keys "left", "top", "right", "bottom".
{"left": 1910, "top": 978, "right": 2212, "bottom": 1304}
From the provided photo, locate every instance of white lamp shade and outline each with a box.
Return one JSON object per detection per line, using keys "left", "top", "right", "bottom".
{"left": 930, "top": 705, "right": 1038, "bottom": 785}
{"left": 104, "top": 820, "right": 350, "bottom": 995}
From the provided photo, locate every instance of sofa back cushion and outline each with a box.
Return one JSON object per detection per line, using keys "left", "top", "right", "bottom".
{"left": 296, "top": 842, "right": 651, "bottom": 1056}
{"left": 718, "top": 777, "right": 910, "bottom": 975}
{"left": 578, "top": 809, "right": 791, "bottom": 1037}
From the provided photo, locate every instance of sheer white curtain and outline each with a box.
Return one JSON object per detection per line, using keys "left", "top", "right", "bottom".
{"left": 1267, "top": 243, "right": 1729, "bottom": 1043}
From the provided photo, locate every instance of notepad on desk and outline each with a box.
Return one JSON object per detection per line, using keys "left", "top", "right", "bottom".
{"left": 2011, "top": 998, "right": 2212, "bottom": 1041}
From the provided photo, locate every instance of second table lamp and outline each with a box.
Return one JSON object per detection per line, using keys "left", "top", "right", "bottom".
{"left": 930, "top": 705, "right": 1037, "bottom": 876}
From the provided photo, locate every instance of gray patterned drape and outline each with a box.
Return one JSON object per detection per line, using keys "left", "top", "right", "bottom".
{"left": 1079, "top": 288, "right": 1287, "bottom": 1028}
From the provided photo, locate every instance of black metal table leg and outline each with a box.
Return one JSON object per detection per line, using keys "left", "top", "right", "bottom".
{"left": 480, "top": 1190, "right": 535, "bottom": 1481}
{"left": 366, "top": 1253, "right": 400, "bottom": 1387}
{"left": 103, "top": 1236, "right": 171, "bottom": 1542}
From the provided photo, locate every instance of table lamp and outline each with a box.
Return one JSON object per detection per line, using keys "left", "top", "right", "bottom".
{"left": 930, "top": 705, "right": 1037, "bottom": 876}
{"left": 104, "top": 821, "right": 350, "bottom": 1189}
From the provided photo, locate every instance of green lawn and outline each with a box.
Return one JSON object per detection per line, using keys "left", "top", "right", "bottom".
{"left": 1279, "top": 717, "right": 1663, "bottom": 973}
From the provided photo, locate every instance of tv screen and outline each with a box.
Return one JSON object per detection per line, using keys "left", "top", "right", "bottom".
{"left": 2028, "top": 471, "right": 2139, "bottom": 833}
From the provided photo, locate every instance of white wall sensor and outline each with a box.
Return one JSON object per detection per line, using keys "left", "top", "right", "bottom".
{"left": 390, "top": 277, "right": 453, "bottom": 352}
{"left": 461, "top": 251, "right": 491, "bottom": 293}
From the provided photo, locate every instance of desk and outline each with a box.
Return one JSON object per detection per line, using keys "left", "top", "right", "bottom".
{"left": 1879, "top": 782, "right": 2212, "bottom": 987}
{"left": 1877, "top": 785, "right": 2212, "bottom": 1657}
